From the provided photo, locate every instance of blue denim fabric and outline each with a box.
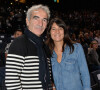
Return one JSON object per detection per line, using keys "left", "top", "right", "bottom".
{"left": 51, "top": 43, "right": 92, "bottom": 90}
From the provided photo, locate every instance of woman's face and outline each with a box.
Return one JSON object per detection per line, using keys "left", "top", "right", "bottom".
{"left": 50, "top": 23, "right": 64, "bottom": 43}
{"left": 92, "top": 41, "right": 98, "bottom": 50}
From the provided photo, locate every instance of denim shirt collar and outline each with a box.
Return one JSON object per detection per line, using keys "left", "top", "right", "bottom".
{"left": 52, "top": 45, "right": 70, "bottom": 60}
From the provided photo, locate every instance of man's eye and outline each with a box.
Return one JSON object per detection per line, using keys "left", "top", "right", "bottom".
{"left": 43, "top": 19, "right": 48, "bottom": 22}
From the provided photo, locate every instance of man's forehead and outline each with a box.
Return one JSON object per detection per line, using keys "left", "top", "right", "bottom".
{"left": 32, "top": 8, "right": 47, "bottom": 14}
{"left": 32, "top": 9, "right": 43, "bottom": 13}
{"left": 33, "top": 10, "right": 39, "bottom": 13}
{"left": 31, "top": 9, "right": 48, "bottom": 18}
{"left": 31, "top": 10, "right": 41, "bottom": 17}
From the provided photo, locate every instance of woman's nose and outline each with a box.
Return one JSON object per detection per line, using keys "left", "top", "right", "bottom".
{"left": 56, "top": 29, "right": 60, "bottom": 33}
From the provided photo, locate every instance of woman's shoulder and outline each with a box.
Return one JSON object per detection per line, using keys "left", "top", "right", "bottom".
{"left": 73, "top": 42, "right": 82, "bottom": 48}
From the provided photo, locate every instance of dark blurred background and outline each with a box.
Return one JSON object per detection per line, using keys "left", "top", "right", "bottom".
{"left": 0, "top": 0, "right": 100, "bottom": 90}
{"left": 0, "top": 0, "right": 100, "bottom": 34}
{"left": 0, "top": 0, "right": 100, "bottom": 11}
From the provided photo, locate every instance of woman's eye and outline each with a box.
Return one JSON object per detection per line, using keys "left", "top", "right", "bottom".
{"left": 51, "top": 28, "right": 55, "bottom": 30}
{"left": 59, "top": 27, "right": 63, "bottom": 30}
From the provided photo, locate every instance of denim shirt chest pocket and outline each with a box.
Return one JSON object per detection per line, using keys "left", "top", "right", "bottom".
{"left": 62, "top": 53, "right": 77, "bottom": 72}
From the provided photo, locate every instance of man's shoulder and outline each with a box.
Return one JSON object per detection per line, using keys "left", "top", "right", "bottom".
{"left": 8, "top": 35, "right": 28, "bottom": 50}
{"left": 15, "top": 34, "right": 26, "bottom": 41}
{"left": 12, "top": 35, "right": 28, "bottom": 44}
{"left": 8, "top": 35, "right": 37, "bottom": 56}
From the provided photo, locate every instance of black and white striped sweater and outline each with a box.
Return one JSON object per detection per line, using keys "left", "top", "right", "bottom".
{"left": 5, "top": 35, "right": 52, "bottom": 90}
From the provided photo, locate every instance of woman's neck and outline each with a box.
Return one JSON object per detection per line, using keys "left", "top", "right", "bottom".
{"left": 54, "top": 41, "right": 63, "bottom": 52}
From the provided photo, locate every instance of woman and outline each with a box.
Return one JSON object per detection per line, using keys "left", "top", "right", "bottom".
{"left": 46, "top": 18, "right": 91, "bottom": 90}
{"left": 87, "top": 39, "right": 100, "bottom": 72}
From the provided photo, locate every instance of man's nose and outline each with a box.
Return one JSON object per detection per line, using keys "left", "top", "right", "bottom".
{"left": 38, "top": 19, "right": 43, "bottom": 26}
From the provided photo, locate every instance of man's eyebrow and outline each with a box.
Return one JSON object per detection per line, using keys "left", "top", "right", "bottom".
{"left": 33, "top": 16, "right": 39, "bottom": 18}
{"left": 33, "top": 16, "right": 48, "bottom": 21}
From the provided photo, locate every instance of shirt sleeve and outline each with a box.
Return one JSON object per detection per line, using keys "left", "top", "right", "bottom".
{"left": 77, "top": 43, "right": 92, "bottom": 90}
{"left": 5, "top": 38, "right": 24, "bottom": 90}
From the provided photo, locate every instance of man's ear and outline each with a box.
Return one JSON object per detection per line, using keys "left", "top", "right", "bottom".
{"left": 26, "top": 18, "right": 29, "bottom": 26}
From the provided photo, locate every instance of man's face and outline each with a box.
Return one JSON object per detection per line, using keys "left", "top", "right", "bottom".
{"left": 26, "top": 8, "right": 48, "bottom": 37}
{"left": 14, "top": 31, "right": 23, "bottom": 38}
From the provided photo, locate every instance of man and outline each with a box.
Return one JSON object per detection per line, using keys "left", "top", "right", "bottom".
{"left": 13, "top": 29, "right": 23, "bottom": 38}
{"left": 5, "top": 4, "right": 52, "bottom": 90}
{"left": 5, "top": 29, "right": 23, "bottom": 58}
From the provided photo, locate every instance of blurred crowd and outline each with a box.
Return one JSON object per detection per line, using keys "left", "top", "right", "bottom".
{"left": 0, "top": 5, "right": 100, "bottom": 70}
{"left": 0, "top": 6, "right": 26, "bottom": 34}
{"left": 0, "top": 4, "right": 100, "bottom": 90}
{"left": 0, "top": 6, "right": 100, "bottom": 34}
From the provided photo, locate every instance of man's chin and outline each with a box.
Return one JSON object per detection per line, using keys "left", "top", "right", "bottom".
{"left": 35, "top": 33, "right": 42, "bottom": 37}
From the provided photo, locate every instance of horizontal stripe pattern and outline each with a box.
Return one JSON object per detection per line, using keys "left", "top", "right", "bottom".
{"left": 5, "top": 54, "right": 52, "bottom": 90}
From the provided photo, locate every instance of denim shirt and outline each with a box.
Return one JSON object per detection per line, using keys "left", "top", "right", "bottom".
{"left": 51, "top": 43, "right": 92, "bottom": 90}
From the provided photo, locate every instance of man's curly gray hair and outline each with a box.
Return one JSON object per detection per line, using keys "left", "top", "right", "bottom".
{"left": 26, "top": 4, "right": 50, "bottom": 21}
